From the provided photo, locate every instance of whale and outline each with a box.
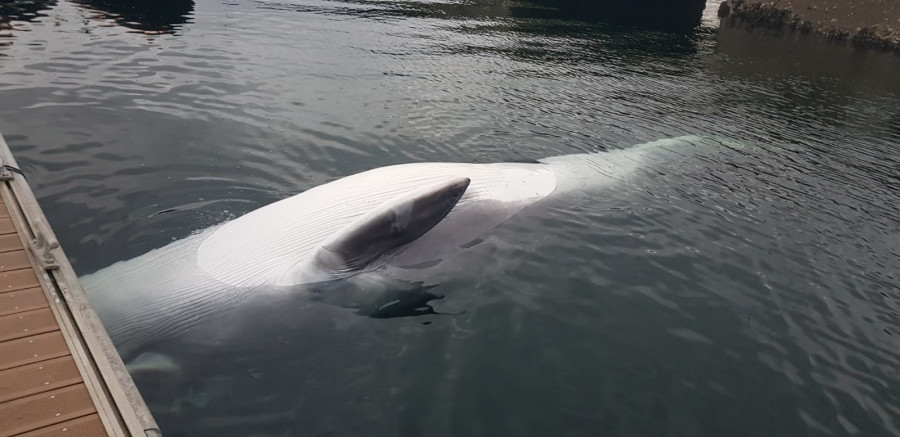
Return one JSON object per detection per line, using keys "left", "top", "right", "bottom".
{"left": 80, "top": 135, "right": 735, "bottom": 359}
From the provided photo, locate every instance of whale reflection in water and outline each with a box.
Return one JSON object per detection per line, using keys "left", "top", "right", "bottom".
{"left": 72, "top": 0, "right": 194, "bottom": 33}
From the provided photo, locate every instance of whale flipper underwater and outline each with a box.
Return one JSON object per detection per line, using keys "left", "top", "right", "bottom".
{"left": 80, "top": 135, "right": 742, "bottom": 361}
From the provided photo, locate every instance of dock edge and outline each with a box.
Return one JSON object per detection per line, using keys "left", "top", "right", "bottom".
{"left": 0, "top": 131, "right": 161, "bottom": 437}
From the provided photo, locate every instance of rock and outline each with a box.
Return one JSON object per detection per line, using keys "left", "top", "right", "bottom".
{"left": 718, "top": 1, "right": 732, "bottom": 17}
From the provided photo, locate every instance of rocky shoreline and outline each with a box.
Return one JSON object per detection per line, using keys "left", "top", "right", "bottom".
{"left": 717, "top": 0, "right": 900, "bottom": 52}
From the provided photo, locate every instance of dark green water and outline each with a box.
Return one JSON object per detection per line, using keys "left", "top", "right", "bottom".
{"left": 1, "top": 0, "right": 899, "bottom": 435}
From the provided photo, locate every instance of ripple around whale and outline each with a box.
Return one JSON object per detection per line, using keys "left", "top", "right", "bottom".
{"left": 1, "top": 0, "right": 899, "bottom": 435}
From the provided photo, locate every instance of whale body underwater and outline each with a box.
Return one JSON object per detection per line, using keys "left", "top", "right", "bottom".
{"left": 80, "top": 136, "right": 733, "bottom": 359}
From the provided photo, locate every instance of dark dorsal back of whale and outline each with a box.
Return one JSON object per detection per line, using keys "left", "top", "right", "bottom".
{"left": 311, "top": 176, "right": 471, "bottom": 274}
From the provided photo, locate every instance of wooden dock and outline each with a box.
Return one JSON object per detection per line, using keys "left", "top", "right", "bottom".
{"left": 0, "top": 132, "right": 159, "bottom": 436}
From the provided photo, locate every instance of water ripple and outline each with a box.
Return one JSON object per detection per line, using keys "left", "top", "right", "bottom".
{"left": 1, "top": 0, "right": 899, "bottom": 435}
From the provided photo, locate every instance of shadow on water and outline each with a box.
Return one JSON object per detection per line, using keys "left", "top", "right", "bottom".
{"left": 447, "top": 19, "right": 712, "bottom": 70}
{"left": 261, "top": 0, "right": 713, "bottom": 68}
{"left": 71, "top": 0, "right": 195, "bottom": 33}
{"left": 355, "top": 287, "right": 449, "bottom": 319}
{"left": 266, "top": 0, "right": 707, "bottom": 30}
{"left": 305, "top": 279, "right": 457, "bottom": 319}
{"left": 516, "top": 0, "right": 707, "bottom": 30}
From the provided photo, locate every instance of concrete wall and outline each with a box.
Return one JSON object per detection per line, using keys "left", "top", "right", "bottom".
{"left": 719, "top": 0, "right": 900, "bottom": 51}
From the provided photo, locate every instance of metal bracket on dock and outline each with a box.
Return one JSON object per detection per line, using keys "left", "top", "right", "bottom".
{"left": 32, "top": 217, "right": 61, "bottom": 270}
{"left": 0, "top": 157, "right": 14, "bottom": 181}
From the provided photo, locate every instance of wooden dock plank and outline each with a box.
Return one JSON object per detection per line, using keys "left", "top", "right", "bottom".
{"left": 0, "top": 287, "right": 49, "bottom": 317}
{"left": 0, "top": 383, "right": 97, "bottom": 437}
{"left": 0, "top": 308, "right": 59, "bottom": 342}
{"left": 0, "top": 234, "right": 25, "bottom": 254}
{"left": 0, "top": 268, "right": 40, "bottom": 293}
{"left": 0, "top": 250, "right": 31, "bottom": 273}
{"left": 0, "top": 356, "right": 82, "bottom": 403}
{"left": 17, "top": 414, "right": 106, "bottom": 437}
{"left": 0, "top": 132, "right": 157, "bottom": 436}
{"left": 0, "top": 218, "right": 15, "bottom": 235}
{"left": 0, "top": 331, "right": 68, "bottom": 371}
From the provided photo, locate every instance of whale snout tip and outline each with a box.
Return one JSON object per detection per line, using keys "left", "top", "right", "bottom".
{"left": 450, "top": 177, "right": 471, "bottom": 195}
{"left": 440, "top": 177, "right": 471, "bottom": 204}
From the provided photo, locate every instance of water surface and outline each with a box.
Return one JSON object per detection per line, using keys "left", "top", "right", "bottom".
{"left": 1, "top": 0, "right": 899, "bottom": 435}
